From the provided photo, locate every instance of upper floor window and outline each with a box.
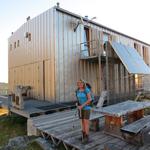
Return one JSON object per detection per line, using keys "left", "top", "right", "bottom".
{"left": 103, "top": 33, "right": 111, "bottom": 56}
{"left": 82, "top": 26, "right": 90, "bottom": 56}
{"left": 142, "top": 46, "right": 149, "bottom": 64}
{"left": 103, "top": 33, "right": 109, "bottom": 44}
{"left": 134, "top": 43, "right": 138, "bottom": 50}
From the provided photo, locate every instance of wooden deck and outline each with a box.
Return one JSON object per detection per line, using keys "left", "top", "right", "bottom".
{"left": 0, "top": 96, "right": 76, "bottom": 118}
{"left": 28, "top": 109, "right": 150, "bottom": 150}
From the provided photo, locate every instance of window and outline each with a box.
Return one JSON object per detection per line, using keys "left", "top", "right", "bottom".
{"left": 142, "top": 46, "right": 149, "bottom": 64}
{"left": 10, "top": 44, "right": 12, "bottom": 51}
{"left": 28, "top": 33, "right": 31, "bottom": 41}
{"left": 82, "top": 26, "right": 90, "bottom": 57}
{"left": 135, "top": 74, "right": 142, "bottom": 89}
{"left": 17, "top": 40, "right": 20, "bottom": 47}
{"left": 134, "top": 43, "right": 138, "bottom": 50}
{"left": 102, "top": 33, "right": 110, "bottom": 56}
{"left": 14, "top": 42, "right": 16, "bottom": 49}
{"left": 134, "top": 43, "right": 140, "bottom": 55}
{"left": 103, "top": 33, "right": 109, "bottom": 44}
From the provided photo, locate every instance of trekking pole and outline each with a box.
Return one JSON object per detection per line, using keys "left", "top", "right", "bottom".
{"left": 77, "top": 104, "right": 81, "bottom": 118}
{"left": 72, "top": 103, "right": 78, "bottom": 129}
{"left": 72, "top": 103, "right": 81, "bottom": 129}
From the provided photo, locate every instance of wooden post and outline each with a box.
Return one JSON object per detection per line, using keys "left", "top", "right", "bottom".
{"left": 106, "top": 42, "right": 109, "bottom": 105}
{"left": 98, "top": 40, "right": 102, "bottom": 95}
{"left": 111, "top": 47, "right": 115, "bottom": 103}
{"left": 105, "top": 115, "right": 123, "bottom": 137}
{"left": 118, "top": 63, "right": 121, "bottom": 101}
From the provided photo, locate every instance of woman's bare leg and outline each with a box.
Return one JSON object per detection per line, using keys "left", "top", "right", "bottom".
{"left": 84, "top": 119, "right": 89, "bottom": 135}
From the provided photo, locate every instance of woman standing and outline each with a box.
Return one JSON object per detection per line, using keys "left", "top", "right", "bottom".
{"left": 76, "top": 79, "right": 92, "bottom": 143}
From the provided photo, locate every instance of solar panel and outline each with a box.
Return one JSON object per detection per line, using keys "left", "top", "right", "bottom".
{"left": 111, "top": 42, "right": 150, "bottom": 74}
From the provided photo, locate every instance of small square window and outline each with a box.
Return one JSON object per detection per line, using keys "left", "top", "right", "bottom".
{"left": 28, "top": 33, "right": 31, "bottom": 41}
{"left": 14, "top": 42, "right": 16, "bottom": 49}
{"left": 17, "top": 40, "right": 20, "bottom": 47}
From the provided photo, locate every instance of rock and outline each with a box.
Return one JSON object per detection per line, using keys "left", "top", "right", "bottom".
{"left": 0, "top": 136, "right": 36, "bottom": 150}
{"left": 35, "top": 137, "right": 55, "bottom": 150}
{"left": 0, "top": 135, "right": 56, "bottom": 150}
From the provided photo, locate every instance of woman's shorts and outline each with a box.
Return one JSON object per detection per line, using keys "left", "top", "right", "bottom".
{"left": 78, "top": 109, "right": 90, "bottom": 119}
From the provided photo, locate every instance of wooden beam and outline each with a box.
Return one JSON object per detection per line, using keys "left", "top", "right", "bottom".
{"left": 106, "top": 42, "right": 109, "bottom": 105}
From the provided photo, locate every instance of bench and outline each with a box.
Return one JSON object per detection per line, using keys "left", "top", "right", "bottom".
{"left": 121, "top": 115, "right": 150, "bottom": 145}
{"left": 88, "top": 91, "right": 107, "bottom": 131}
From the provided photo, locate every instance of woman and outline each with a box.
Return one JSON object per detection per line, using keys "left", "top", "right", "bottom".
{"left": 76, "top": 79, "right": 92, "bottom": 143}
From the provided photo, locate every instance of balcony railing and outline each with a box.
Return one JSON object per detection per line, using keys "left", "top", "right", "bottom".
{"left": 80, "top": 40, "right": 100, "bottom": 58}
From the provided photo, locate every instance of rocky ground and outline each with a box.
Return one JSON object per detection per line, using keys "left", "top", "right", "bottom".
{"left": 0, "top": 136, "right": 55, "bottom": 150}
{"left": 0, "top": 114, "right": 58, "bottom": 150}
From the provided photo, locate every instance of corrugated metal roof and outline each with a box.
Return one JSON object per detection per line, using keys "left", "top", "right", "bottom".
{"left": 111, "top": 41, "right": 150, "bottom": 74}
{"left": 55, "top": 6, "right": 150, "bottom": 47}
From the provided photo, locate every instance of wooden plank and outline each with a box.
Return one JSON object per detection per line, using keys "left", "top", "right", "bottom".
{"left": 121, "top": 115, "right": 150, "bottom": 134}
{"left": 35, "top": 114, "right": 78, "bottom": 127}
{"left": 37, "top": 117, "right": 79, "bottom": 130}
{"left": 57, "top": 128, "right": 81, "bottom": 140}
{"left": 10, "top": 107, "right": 30, "bottom": 118}
{"left": 32, "top": 110, "right": 76, "bottom": 124}
{"left": 41, "top": 120, "right": 80, "bottom": 135}
{"left": 127, "top": 109, "right": 144, "bottom": 123}
{"left": 28, "top": 107, "right": 150, "bottom": 150}
{"left": 32, "top": 109, "right": 76, "bottom": 123}
{"left": 85, "top": 135, "right": 113, "bottom": 150}
{"left": 63, "top": 130, "right": 106, "bottom": 150}
{"left": 94, "top": 100, "right": 150, "bottom": 117}
{"left": 90, "top": 112, "right": 104, "bottom": 120}
{"left": 104, "top": 143, "right": 122, "bottom": 150}
{"left": 33, "top": 109, "right": 103, "bottom": 126}
{"left": 139, "top": 145, "right": 150, "bottom": 150}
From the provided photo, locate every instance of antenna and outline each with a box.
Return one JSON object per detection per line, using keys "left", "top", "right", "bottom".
{"left": 91, "top": 17, "right": 96, "bottom": 21}
{"left": 74, "top": 17, "right": 84, "bottom": 32}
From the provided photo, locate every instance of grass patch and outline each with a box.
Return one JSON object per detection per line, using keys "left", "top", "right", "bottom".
{"left": 0, "top": 114, "right": 27, "bottom": 146}
{"left": 0, "top": 115, "right": 44, "bottom": 150}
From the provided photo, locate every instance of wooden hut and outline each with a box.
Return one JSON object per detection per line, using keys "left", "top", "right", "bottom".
{"left": 8, "top": 5, "right": 150, "bottom": 103}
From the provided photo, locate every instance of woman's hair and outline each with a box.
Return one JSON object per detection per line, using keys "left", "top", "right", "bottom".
{"left": 77, "top": 79, "right": 86, "bottom": 89}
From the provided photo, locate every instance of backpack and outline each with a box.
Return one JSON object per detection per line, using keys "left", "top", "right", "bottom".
{"left": 75, "top": 82, "right": 94, "bottom": 107}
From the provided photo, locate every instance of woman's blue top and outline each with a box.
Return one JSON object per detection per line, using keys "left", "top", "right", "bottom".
{"left": 76, "top": 87, "right": 92, "bottom": 110}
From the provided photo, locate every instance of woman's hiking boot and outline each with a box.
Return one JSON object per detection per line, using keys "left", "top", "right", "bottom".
{"left": 82, "top": 134, "right": 89, "bottom": 144}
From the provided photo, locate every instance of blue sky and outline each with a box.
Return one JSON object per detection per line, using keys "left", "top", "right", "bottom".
{"left": 0, "top": 0, "right": 150, "bottom": 83}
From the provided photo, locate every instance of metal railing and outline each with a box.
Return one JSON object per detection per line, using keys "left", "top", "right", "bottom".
{"left": 80, "top": 40, "right": 102, "bottom": 58}
{"left": 0, "top": 89, "right": 8, "bottom": 95}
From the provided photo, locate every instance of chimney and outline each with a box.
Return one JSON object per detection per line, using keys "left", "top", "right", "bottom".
{"left": 26, "top": 16, "right": 30, "bottom": 21}
{"left": 56, "top": 2, "right": 60, "bottom": 8}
